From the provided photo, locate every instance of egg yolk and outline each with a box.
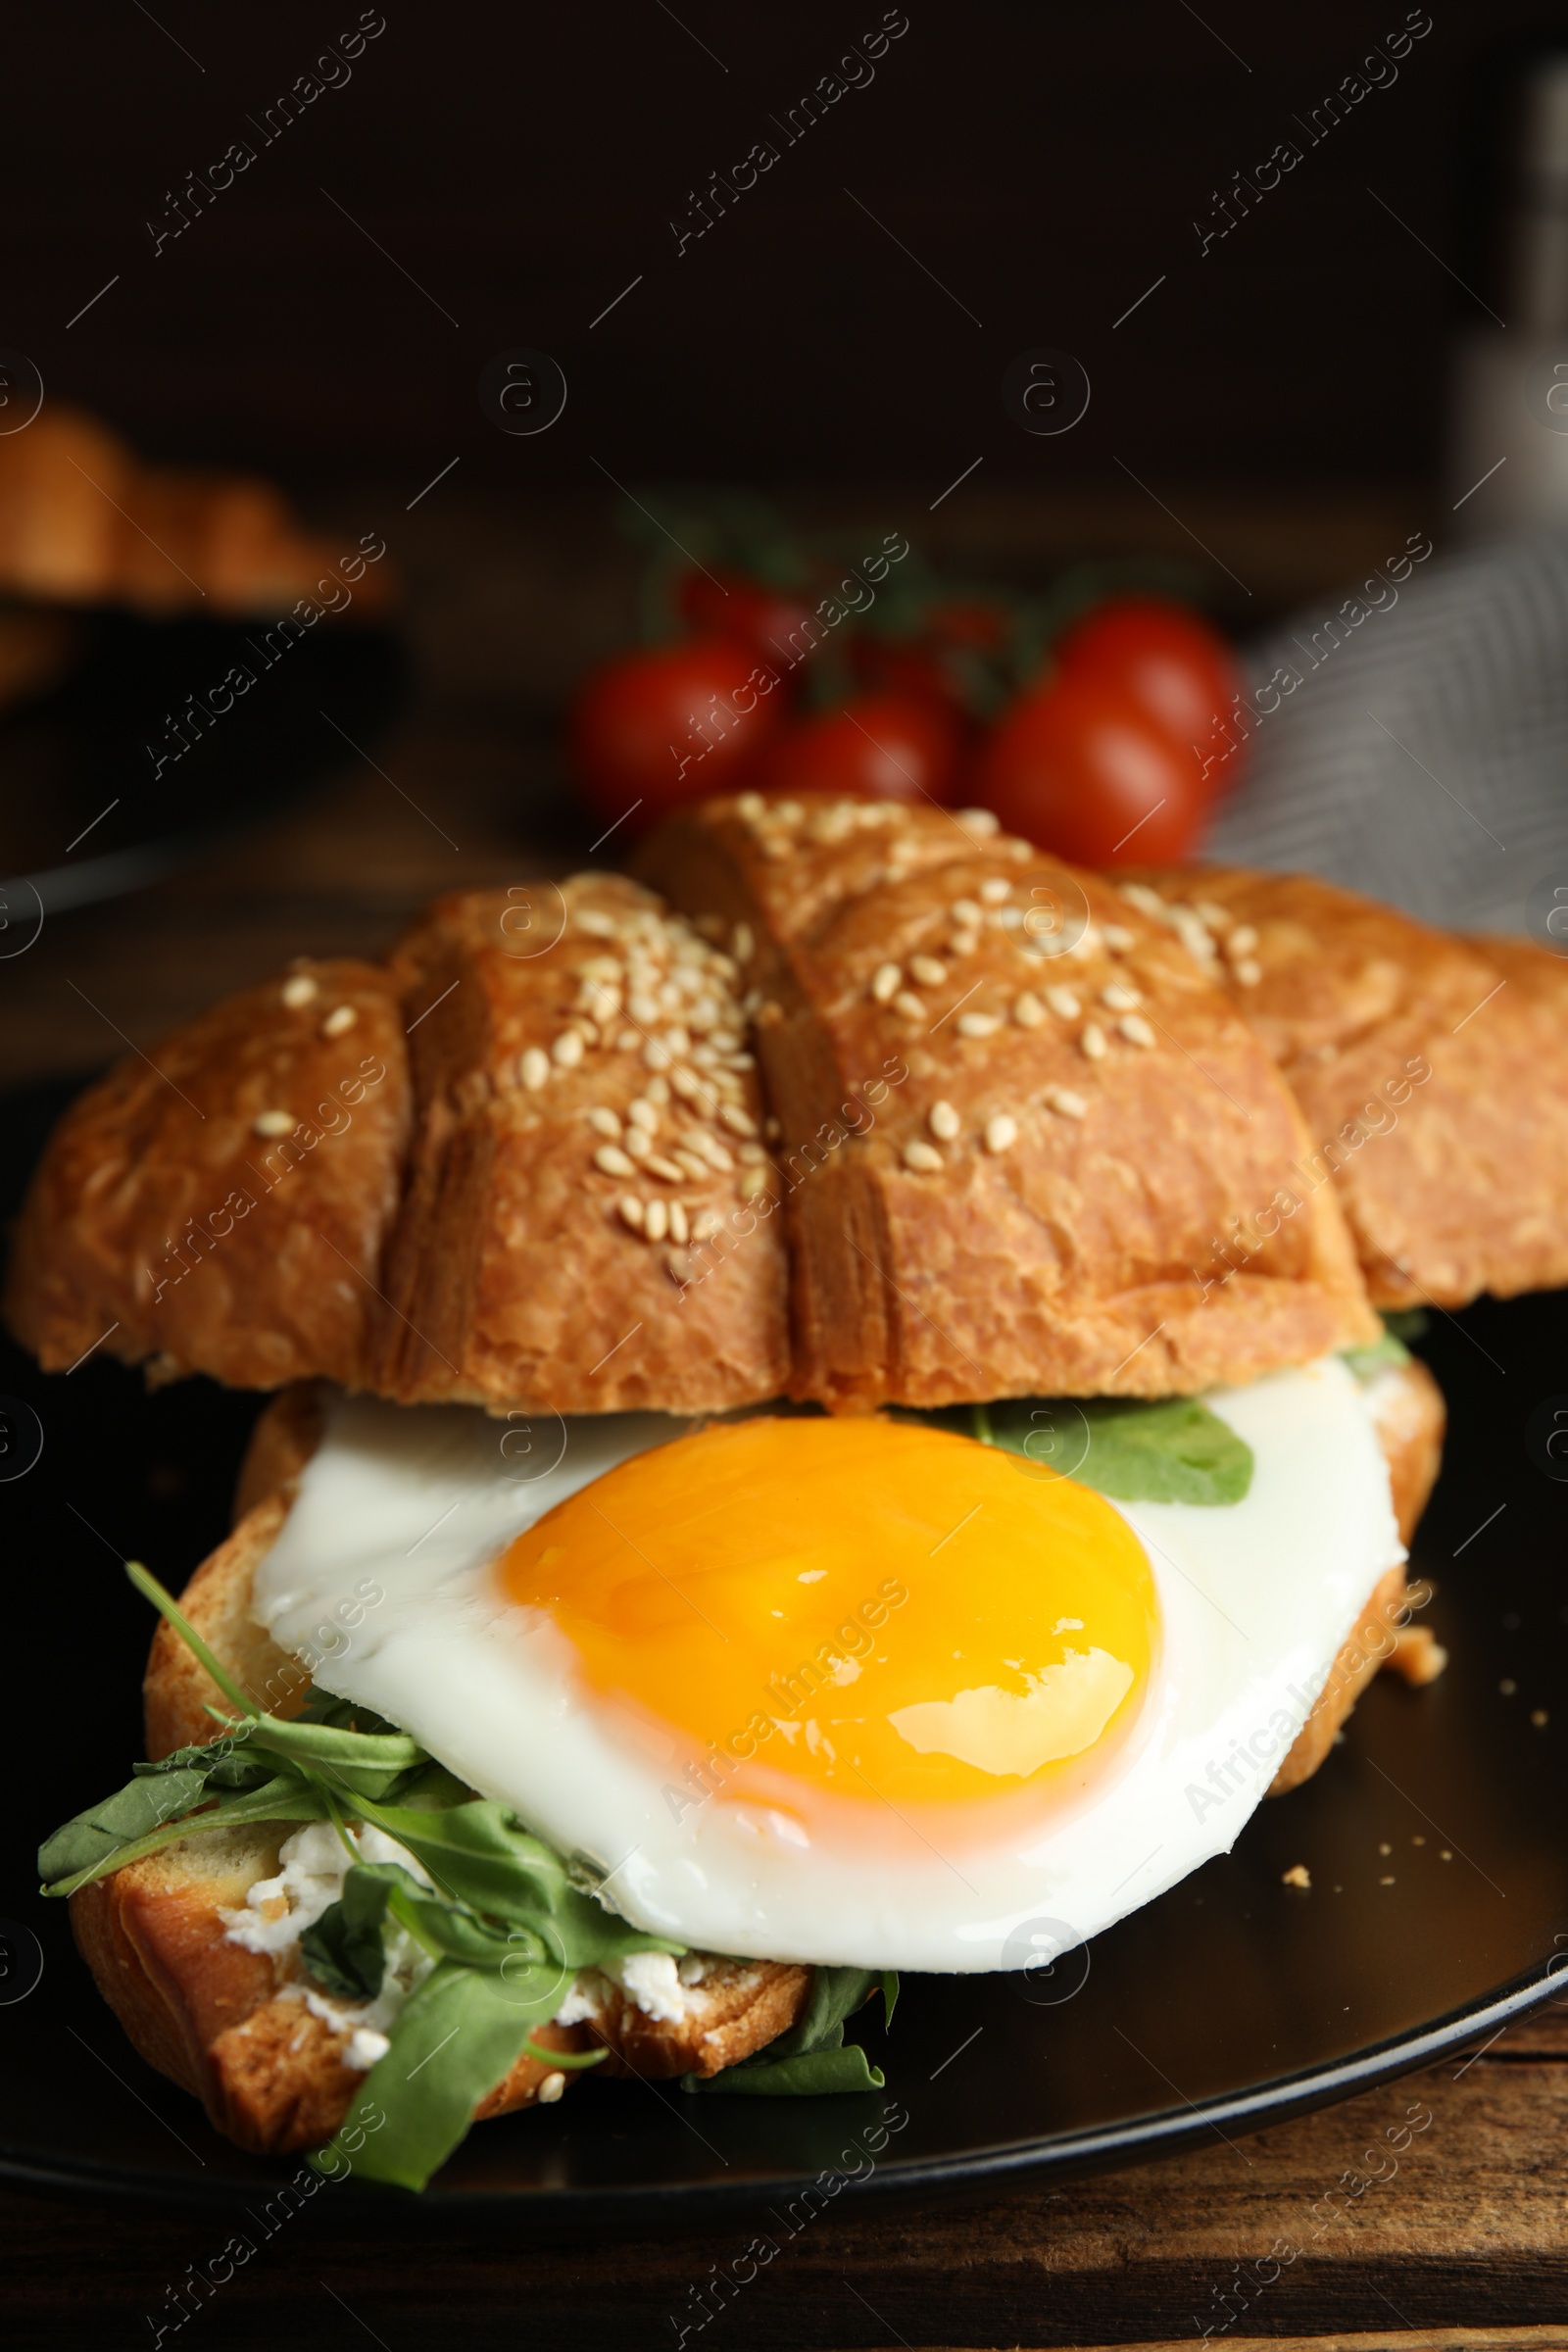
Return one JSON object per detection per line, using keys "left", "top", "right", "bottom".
{"left": 497, "top": 1415, "right": 1157, "bottom": 1816}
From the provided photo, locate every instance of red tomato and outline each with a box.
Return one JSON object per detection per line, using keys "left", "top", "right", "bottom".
{"left": 974, "top": 675, "right": 1205, "bottom": 864}
{"left": 568, "top": 639, "right": 783, "bottom": 829}
{"left": 676, "top": 569, "right": 816, "bottom": 668}
{"left": 759, "top": 694, "right": 962, "bottom": 806}
{"left": 1054, "top": 596, "right": 1242, "bottom": 796}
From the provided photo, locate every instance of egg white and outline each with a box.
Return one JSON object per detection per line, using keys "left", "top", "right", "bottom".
{"left": 250, "top": 1359, "right": 1401, "bottom": 1974}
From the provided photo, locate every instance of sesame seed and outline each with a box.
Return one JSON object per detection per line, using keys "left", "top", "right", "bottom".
{"left": 1119, "top": 882, "right": 1165, "bottom": 917}
{"left": 593, "top": 1144, "right": 636, "bottom": 1179}
{"left": 738, "top": 1164, "right": 772, "bottom": 1197}
{"left": 954, "top": 807, "right": 999, "bottom": 836}
{"left": 951, "top": 898, "right": 983, "bottom": 927}
{"left": 1102, "top": 923, "right": 1135, "bottom": 954}
{"left": 321, "top": 1004, "right": 358, "bottom": 1038}
{"left": 553, "top": 1030, "right": 585, "bottom": 1069}
{"left": 909, "top": 955, "right": 948, "bottom": 987}
{"left": 979, "top": 877, "right": 1011, "bottom": 905}
{"left": 1233, "top": 957, "right": 1263, "bottom": 987}
{"left": 1012, "top": 992, "right": 1046, "bottom": 1028}
{"left": 870, "top": 961, "right": 902, "bottom": 1004}
{"left": 764, "top": 1115, "right": 781, "bottom": 1141}
{"left": 1046, "top": 986, "right": 1081, "bottom": 1020}
{"left": 722, "top": 1051, "right": 756, "bottom": 1071}
{"left": 692, "top": 1208, "right": 723, "bottom": 1243}
{"left": 698, "top": 1135, "right": 735, "bottom": 1171}
{"left": 985, "top": 1113, "right": 1018, "bottom": 1153}
{"left": 645, "top": 1074, "right": 671, "bottom": 1105}
{"left": 903, "top": 1138, "right": 945, "bottom": 1173}
{"left": 1102, "top": 981, "right": 1142, "bottom": 1012}
{"left": 253, "top": 1109, "right": 294, "bottom": 1137}
{"left": 538, "top": 2071, "right": 567, "bottom": 2104}
{"left": 1046, "top": 1086, "right": 1088, "bottom": 1119}
{"left": 519, "top": 1048, "right": 551, "bottom": 1091}
{"left": 645, "top": 1153, "right": 685, "bottom": 1183}
{"left": 1197, "top": 901, "right": 1233, "bottom": 932}
{"left": 615, "top": 1028, "right": 641, "bottom": 1052}
{"left": 1079, "top": 1022, "right": 1107, "bottom": 1061}
{"left": 643, "top": 1038, "right": 672, "bottom": 1071}
{"left": 996, "top": 905, "right": 1025, "bottom": 929}
{"left": 720, "top": 1103, "right": 759, "bottom": 1138}
{"left": 576, "top": 909, "right": 616, "bottom": 938}
{"left": 662, "top": 1025, "right": 692, "bottom": 1057}
{"left": 644, "top": 1197, "right": 669, "bottom": 1242}
{"left": 627, "top": 1098, "right": 659, "bottom": 1133}
{"left": 736, "top": 791, "right": 764, "bottom": 820}
{"left": 628, "top": 991, "right": 661, "bottom": 1026}
{"left": 667, "top": 1200, "right": 690, "bottom": 1246}
{"left": 624, "top": 1127, "right": 652, "bottom": 1160}
{"left": 281, "top": 974, "right": 318, "bottom": 1008}
{"left": 1227, "top": 924, "right": 1258, "bottom": 956}
{"left": 929, "top": 1100, "right": 960, "bottom": 1142}
{"left": 1534, "top": 1708, "right": 1549, "bottom": 1728}
{"left": 775, "top": 800, "right": 804, "bottom": 825}
{"left": 957, "top": 1011, "right": 1002, "bottom": 1039}
{"left": 669, "top": 1066, "right": 710, "bottom": 1105}
{"left": 674, "top": 1149, "right": 710, "bottom": 1182}
{"left": 893, "top": 991, "right": 926, "bottom": 1022}
{"left": 947, "top": 931, "right": 978, "bottom": 957}
{"left": 732, "top": 921, "right": 755, "bottom": 962}
{"left": 617, "top": 1195, "right": 645, "bottom": 1232}
{"left": 588, "top": 1107, "right": 622, "bottom": 1139}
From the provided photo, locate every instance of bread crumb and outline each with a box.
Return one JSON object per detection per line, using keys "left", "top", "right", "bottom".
{"left": 537, "top": 2071, "right": 566, "bottom": 2104}
{"left": 1388, "top": 1626, "right": 1447, "bottom": 1686}
{"left": 1533, "top": 1708, "right": 1550, "bottom": 1729}
{"left": 1282, "top": 1864, "right": 1311, "bottom": 1890}
{"left": 1500, "top": 1678, "right": 1517, "bottom": 1696}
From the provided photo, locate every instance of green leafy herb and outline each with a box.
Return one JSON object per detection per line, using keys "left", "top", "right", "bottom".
{"left": 42, "top": 1560, "right": 900, "bottom": 2186}
{"left": 318, "top": 1961, "right": 563, "bottom": 2191}
{"left": 684, "top": 1967, "right": 896, "bottom": 2097}
{"left": 976, "top": 1395, "right": 1253, "bottom": 1506}
{"left": 1342, "top": 1311, "right": 1424, "bottom": 1383}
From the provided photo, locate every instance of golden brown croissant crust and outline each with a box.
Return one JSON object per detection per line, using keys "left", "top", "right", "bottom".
{"left": 637, "top": 793, "right": 1377, "bottom": 1408}
{"left": 5, "top": 875, "right": 789, "bottom": 1416}
{"left": 1121, "top": 865, "right": 1568, "bottom": 1309}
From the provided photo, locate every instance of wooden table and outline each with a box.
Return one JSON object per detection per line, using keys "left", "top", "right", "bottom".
{"left": 5, "top": 484, "right": 1564, "bottom": 2348}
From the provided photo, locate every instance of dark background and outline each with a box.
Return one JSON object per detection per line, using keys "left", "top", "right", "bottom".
{"left": 5, "top": 1, "right": 1556, "bottom": 489}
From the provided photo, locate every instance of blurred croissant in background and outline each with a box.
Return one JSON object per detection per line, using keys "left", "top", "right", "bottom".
{"left": 0, "top": 403, "right": 396, "bottom": 711}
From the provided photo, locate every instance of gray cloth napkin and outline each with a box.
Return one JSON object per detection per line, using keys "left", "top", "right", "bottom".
{"left": 1206, "top": 531, "right": 1568, "bottom": 933}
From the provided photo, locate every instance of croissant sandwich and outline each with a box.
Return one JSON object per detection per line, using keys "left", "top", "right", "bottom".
{"left": 18, "top": 791, "right": 1476, "bottom": 2188}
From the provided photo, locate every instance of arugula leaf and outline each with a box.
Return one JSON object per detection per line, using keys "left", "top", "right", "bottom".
{"left": 689, "top": 2042, "right": 886, "bottom": 2097}
{"left": 980, "top": 1395, "right": 1252, "bottom": 1506}
{"left": 314, "top": 1959, "right": 562, "bottom": 2191}
{"left": 351, "top": 1797, "right": 682, "bottom": 1969}
{"left": 300, "top": 1864, "right": 401, "bottom": 2000}
{"left": 38, "top": 1767, "right": 218, "bottom": 1887}
{"left": 685, "top": 1967, "right": 895, "bottom": 2097}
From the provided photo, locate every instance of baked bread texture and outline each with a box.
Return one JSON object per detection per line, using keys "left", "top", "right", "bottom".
{"left": 1119, "top": 866, "right": 1568, "bottom": 1310}
{"left": 6, "top": 876, "right": 790, "bottom": 1417}
{"left": 637, "top": 792, "right": 1378, "bottom": 1408}
{"left": 72, "top": 1353, "right": 1444, "bottom": 2155}
{"left": 0, "top": 403, "right": 396, "bottom": 618}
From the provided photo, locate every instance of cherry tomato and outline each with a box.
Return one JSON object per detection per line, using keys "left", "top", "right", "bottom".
{"left": 974, "top": 674, "right": 1205, "bottom": 864}
{"left": 676, "top": 569, "right": 815, "bottom": 669}
{"left": 568, "top": 639, "right": 783, "bottom": 829}
{"left": 849, "top": 599, "right": 1008, "bottom": 718}
{"left": 758, "top": 693, "right": 963, "bottom": 806}
{"left": 1054, "top": 596, "right": 1242, "bottom": 796}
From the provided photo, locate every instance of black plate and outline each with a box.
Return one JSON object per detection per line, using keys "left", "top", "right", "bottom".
{"left": 1, "top": 1077, "right": 1564, "bottom": 2221}
{"left": 0, "top": 611, "right": 404, "bottom": 914}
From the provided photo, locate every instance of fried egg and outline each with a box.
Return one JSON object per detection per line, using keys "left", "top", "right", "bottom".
{"left": 251, "top": 1358, "right": 1400, "bottom": 1973}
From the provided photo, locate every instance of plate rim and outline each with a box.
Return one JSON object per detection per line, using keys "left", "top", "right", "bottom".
{"left": 3, "top": 1953, "right": 1558, "bottom": 2222}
